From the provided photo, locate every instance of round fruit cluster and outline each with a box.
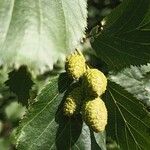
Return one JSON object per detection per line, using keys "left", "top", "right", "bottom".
{"left": 63, "top": 49, "right": 107, "bottom": 133}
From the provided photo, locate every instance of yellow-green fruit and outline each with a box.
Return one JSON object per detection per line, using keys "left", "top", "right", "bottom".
{"left": 82, "top": 97, "right": 107, "bottom": 132}
{"left": 63, "top": 87, "right": 82, "bottom": 117}
{"left": 82, "top": 69, "right": 107, "bottom": 96}
{"left": 65, "top": 50, "right": 86, "bottom": 79}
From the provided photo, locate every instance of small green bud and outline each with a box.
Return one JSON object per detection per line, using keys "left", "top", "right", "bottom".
{"left": 65, "top": 50, "right": 86, "bottom": 79}
{"left": 63, "top": 87, "right": 82, "bottom": 117}
{"left": 82, "top": 69, "right": 107, "bottom": 97}
{"left": 82, "top": 97, "right": 107, "bottom": 133}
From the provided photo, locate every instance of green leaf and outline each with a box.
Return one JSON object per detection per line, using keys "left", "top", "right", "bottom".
{"left": 91, "top": 0, "right": 150, "bottom": 71}
{"left": 5, "top": 66, "right": 34, "bottom": 106}
{"left": 109, "top": 64, "right": 150, "bottom": 106}
{"left": 104, "top": 81, "right": 150, "bottom": 150}
{"left": 0, "top": 67, "right": 8, "bottom": 86}
{"left": 0, "top": 0, "right": 87, "bottom": 74}
{"left": 16, "top": 74, "right": 105, "bottom": 150}
{"left": 94, "top": 132, "right": 106, "bottom": 150}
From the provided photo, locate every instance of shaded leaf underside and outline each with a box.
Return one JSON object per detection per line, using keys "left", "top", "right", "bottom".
{"left": 109, "top": 64, "right": 150, "bottom": 106}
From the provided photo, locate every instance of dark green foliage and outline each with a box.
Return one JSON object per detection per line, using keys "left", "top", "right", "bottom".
{"left": 104, "top": 81, "right": 150, "bottom": 150}
{"left": 92, "top": 0, "right": 150, "bottom": 71}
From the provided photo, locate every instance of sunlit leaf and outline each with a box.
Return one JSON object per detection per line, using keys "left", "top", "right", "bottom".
{"left": 0, "top": 0, "right": 87, "bottom": 74}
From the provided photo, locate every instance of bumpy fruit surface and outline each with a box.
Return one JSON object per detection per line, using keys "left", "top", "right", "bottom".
{"left": 82, "top": 69, "right": 107, "bottom": 96}
{"left": 63, "top": 87, "right": 82, "bottom": 117}
{"left": 65, "top": 50, "right": 86, "bottom": 79}
{"left": 82, "top": 97, "right": 107, "bottom": 132}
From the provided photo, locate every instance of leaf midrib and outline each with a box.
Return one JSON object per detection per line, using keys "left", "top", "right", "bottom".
{"left": 109, "top": 85, "right": 150, "bottom": 128}
{"left": 109, "top": 90, "right": 143, "bottom": 149}
{"left": 19, "top": 82, "right": 58, "bottom": 133}
{"left": 97, "top": 40, "right": 146, "bottom": 61}
{"left": 109, "top": 85, "right": 150, "bottom": 149}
